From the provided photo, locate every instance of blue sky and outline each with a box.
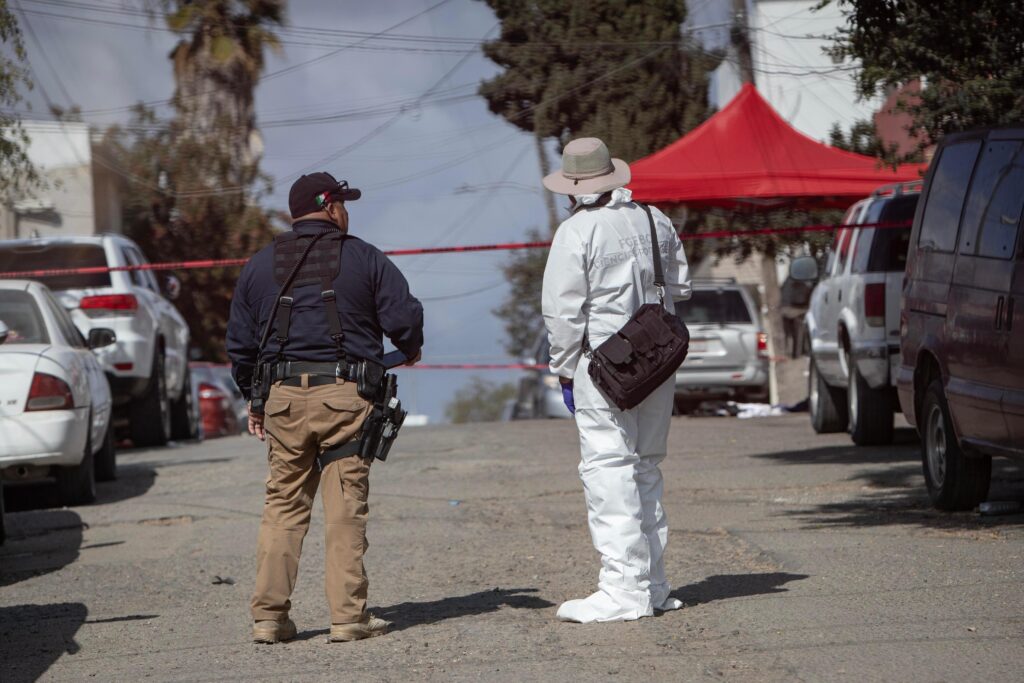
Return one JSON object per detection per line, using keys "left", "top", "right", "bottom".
{"left": 13, "top": 0, "right": 554, "bottom": 423}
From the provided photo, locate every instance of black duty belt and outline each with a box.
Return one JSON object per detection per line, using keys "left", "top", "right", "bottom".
{"left": 268, "top": 359, "right": 358, "bottom": 383}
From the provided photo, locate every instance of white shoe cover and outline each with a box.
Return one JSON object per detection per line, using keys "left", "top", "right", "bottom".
{"left": 655, "top": 596, "right": 683, "bottom": 611}
{"left": 556, "top": 590, "right": 648, "bottom": 623}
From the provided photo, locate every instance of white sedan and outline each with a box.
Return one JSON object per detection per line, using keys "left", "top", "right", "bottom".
{"left": 0, "top": 280, "right": 116, "bottom": 505}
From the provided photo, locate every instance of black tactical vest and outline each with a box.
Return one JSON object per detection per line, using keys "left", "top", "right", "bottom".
{"left": 272, "top": 230, "right": 346, "bottom": 358}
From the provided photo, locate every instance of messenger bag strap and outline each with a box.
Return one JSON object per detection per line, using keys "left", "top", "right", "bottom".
{"left": 638, "top": 203, "right": 665, "bottom": 305}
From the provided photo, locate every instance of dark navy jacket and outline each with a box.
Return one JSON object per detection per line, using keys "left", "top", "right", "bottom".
{"left": 227, "top": 220, "right": 424, "bottom": 399}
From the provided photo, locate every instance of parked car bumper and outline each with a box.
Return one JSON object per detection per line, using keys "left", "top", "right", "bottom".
{"left": 850, "top": 341, "right": 899, "bottom": 390}
{"left": 675, "top": 362, "right": 769, "bottom": 400}
{"left": 0, "top": 407, "right": 89, "bottom": 469}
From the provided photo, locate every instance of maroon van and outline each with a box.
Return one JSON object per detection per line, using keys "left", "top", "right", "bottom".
{"left": 897, "top": 128, "right": 1024, "bottom": 510}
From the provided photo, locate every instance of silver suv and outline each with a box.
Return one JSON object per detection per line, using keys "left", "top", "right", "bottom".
{"left": 0, "top": 235, "right": 197, "bottom": 447}
{"left": 791, "top": 181, "right": 920, "bottom": 445}
{"left": 673, "top": 279, "right": 768, "bottom": 413}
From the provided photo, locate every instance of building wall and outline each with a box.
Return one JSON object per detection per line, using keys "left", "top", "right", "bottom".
{"left": 0, "top": 121, "right": 121, "bottom": 240}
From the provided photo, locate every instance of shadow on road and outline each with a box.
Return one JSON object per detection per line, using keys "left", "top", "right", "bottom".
{"left": 670, "top": 572, "right": 809, "bottom": 607}
{"left": 0, "top": 602, "right": 87, "bottom": 683}
{"left": 3, "top": 461, "right": 156, "bottom": 512}
{"left": 753, "top": 436, "right": 1024, "bottom": 530}
{"left": 294, "top": 587, "right": 555, "bottom": 639}
{"left": 0, "top": 509, "right": 83, "bottom": 589}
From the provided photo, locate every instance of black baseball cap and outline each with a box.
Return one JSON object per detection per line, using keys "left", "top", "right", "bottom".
{"left": 288, "top": 172, "right": 361, "bottom": 218}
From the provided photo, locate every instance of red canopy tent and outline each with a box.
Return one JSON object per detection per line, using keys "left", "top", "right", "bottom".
{"left": 628, "top": 84, "right": 925, "bottom": 209}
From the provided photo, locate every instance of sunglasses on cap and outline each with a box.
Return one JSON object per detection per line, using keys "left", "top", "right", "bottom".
{"left": 315, "top": 180, "right": 361, "bottom": 208}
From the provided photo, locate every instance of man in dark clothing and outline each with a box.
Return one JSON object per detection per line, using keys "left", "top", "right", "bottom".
{"left": 227, "top": 172, "right": 423, "bottom": 644}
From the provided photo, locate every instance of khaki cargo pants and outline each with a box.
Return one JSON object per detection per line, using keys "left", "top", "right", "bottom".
{"left": 250, "top": 376, "right": 373, "bottom": 625}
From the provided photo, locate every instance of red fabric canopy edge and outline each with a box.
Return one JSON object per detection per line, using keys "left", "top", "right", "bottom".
{"left": 627, "top": 83, "right": 926, "bottom": 208}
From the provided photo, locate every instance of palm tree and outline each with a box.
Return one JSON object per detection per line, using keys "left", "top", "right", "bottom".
{"left": 161, "top": 0, "right": 284, "bottom": 192}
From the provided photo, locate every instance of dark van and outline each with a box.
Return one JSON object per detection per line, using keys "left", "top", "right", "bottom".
{"left": 898, "top": 128, "right": 1024, "bottom": 511}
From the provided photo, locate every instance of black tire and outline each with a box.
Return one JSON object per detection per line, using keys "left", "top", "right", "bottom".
{"left": 673, "top": 397, "right": 699, "bottom": 415}
{"left": 56, "top": 430, "right": 96, "bottom": 506}
{"left": 130, "top": 348, "right": 170, "bottom": 448}
{"left": 847, "top": 356, "right": 894, "bottom": 446}
{"left": 170, "top": 367, "right": 200, "bottom": 441}
{"left": 920, "top": 379, "right": 991, "bottom": 511}
{"left": 94, "top": 422, "right": 117, "bottom": 482}
{"left": 0, "top": 482, "right": 6, "bottom": 546}
{"left": 809, "top": 357, "right": 847, "bottom": 433}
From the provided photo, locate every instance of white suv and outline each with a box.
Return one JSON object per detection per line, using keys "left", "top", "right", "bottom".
{"left": 791, "top": 181, "right": 920, "bottom": 445}
{"left": 0, "top": 235, "right": 197, "bottom": 447}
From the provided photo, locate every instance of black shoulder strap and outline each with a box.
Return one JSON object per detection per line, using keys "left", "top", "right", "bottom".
{"left": 638, "top": 203, "right": 665, "bottom": 305}
{"left": 320, "top": 238, "right": 346, "bottom": 359}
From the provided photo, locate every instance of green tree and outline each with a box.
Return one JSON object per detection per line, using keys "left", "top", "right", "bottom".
{"left": 444, "top": 376, "right": 517, "bottom": 424}
{"left": 828, "top": 119, "right": 907, "bottom": 167}
{"left": 102, "top": 1, "right": 284, "bottom": 360}
{"left": 478, "top": 0, "right": 715, "bottom": 356}
{"left": 0, "top": 0, "right": 39, "bottom": 199}
{"left": 824, "top": 0, "right": 1024, "bottom": 148}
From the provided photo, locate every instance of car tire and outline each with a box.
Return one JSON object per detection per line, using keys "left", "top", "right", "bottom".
{"left": 920, "top": 379, "right": 991, "bottom": 511}
{"left": 170, "top": 367, "right": 200, "bottom": 441}
{"left": 0, "top": 483, "right": 6, "bottom": 546}
{"left": 809, "top": 357, "right": 848, "bottom": 433}
{"left": 56, "top": 429, "right": 96, "bottom": 506}
{"left": 94, "top": 422, "right": 117, "bottom": 482}
{"left": 847, "top": 356, "right": 894, "bottom": 446}
{"left": 673, "top": 397, "right": 698, "bottom": 415}
{"left": 131, "top": 348, "right": 171, "bottom": 448}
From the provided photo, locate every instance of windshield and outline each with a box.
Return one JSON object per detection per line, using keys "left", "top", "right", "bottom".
{"left": 0, "top": 243, "right": 111, "bottom": 290}
{"left": 676, "top": 289, "right": 754, "bottom": 325}
{"left": 0, "top": 289, "right": 50, "bottom": 344}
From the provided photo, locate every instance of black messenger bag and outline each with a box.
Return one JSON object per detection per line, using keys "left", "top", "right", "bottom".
{"left": 585, "top": 203, "right": 689, "bottom": 411}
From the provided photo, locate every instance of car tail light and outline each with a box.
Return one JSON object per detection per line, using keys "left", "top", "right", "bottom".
{"left": 26, "top": 372, "right": 74, "bottom": 411}
{"left": 756, "top": 332, "right": 768, "bottom": 358}
{"left": 865, "top": 283, "right": 885, "bottom": 327}
{"left": 199, "top": 382, "right": 225, "bottom": 400}
{"left": 80, "top": 294, "right": 138, "bottom": 315}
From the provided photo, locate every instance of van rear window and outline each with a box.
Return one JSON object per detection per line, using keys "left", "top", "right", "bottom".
{"left": 0, "top": 244, "right": 111, "bottom": 290}
{"left": 676, "top": 290, "right": 753, "bottom": 324}
{"left": 918, "top": 141, "right": 981, "bottom": 252}
{"left": 857, "top": 194, "right": 918, "bottom": 272}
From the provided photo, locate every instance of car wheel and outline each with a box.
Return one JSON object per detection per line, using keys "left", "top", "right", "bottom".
{"left": 920, "top": 379, "right": 991, "bottom": 511}
{"left": 56, "top": 429, "right": 96, "bottom": 506}
{"left": 673, "top": 397, "right": 698, "bottom": 415}
{"left": 809, "top": 357, "right": 848, "bottom": 433}
{"left": 94, "top": 422, "right": 117, "bottom": 482}
{"left": 0, "top": 483, "right": 6, "bottom": 546}
{"left": 847, "top": 353, "right": 894, "bottom": 446}
{"left": 170, "top": 367, "right": 200, "bottom": 441}
{"left": 130, "top": 348, "right": 171, "bottom": 448}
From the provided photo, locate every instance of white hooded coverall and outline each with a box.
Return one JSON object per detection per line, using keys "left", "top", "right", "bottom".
{"left": 542, "top": 188, "right": 691, "bottom": 623}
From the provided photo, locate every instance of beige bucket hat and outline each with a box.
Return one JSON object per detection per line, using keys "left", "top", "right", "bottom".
{"left": 542, "top": 137, "right": 631, "bottom": 196}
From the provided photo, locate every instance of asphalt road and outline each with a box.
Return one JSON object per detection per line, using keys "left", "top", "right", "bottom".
{"left": 2, "top": 414, "right": 1022, "bottom": 682}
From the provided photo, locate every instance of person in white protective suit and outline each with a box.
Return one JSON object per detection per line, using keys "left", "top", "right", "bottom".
{"left": 541, "top": 137, "right": 691, "bottom": 623}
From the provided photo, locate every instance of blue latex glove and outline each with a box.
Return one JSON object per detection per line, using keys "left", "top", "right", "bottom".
{"left": 561, "top": 380, "right": 575, "bottom": 415}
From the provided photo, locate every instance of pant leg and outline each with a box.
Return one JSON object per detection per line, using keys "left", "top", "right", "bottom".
{"left": 310, "top": 380, "right": 373, "bottom": 625}
{"left": 251, "top": 384, "right": 319, "bottom": 622}
{"left": 634, "top": 378, "right": 675, "bottom": 604}
{"left": 574, "top": 406, "right": 652, "bottom": 617}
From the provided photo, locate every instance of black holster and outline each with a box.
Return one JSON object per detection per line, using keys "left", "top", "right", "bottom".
{"left": 357, "top": 373, "right": 406, "bottom": 462}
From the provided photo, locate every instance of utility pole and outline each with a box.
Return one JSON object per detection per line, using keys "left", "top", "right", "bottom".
{"left": 731, "top": 0, "right": 755, "bottom": 84}
{"left": 731, "top": 0, "right": 786, "bottom": 405}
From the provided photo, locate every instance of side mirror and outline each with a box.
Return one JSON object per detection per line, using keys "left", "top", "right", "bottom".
{"left": 789, "top": 256, "right": 819, "bottom": 282}
{"left": 0, "top": 320, "right": 8, "bottom": 345}
{"left": 87, "top": 328, "right": 117, "bottom": 350}
{"left": 163, "top": 274, "right": 182, "bottom": 301}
